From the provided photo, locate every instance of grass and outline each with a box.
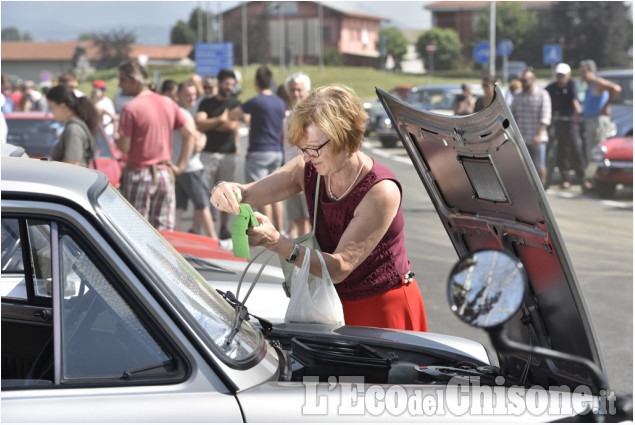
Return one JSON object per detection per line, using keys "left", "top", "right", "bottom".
{"left": 77, "top": 64, "right": 487, "bottom": 104}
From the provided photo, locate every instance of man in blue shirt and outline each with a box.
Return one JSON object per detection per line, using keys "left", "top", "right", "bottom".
{"left": 230, "top": 65, "right": 286, "bottom": 231}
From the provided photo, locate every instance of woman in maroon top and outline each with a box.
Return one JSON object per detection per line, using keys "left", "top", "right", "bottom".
{"left": 211, "top": 85, "right": 427, "bottom": 331}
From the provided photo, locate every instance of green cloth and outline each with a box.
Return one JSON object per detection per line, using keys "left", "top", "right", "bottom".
{"left": 232, "top": 203, "right": 258, "bottom": 259}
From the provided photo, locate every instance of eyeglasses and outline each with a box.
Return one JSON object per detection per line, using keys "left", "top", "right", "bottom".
{"left": 298, "top": 139, "right": 330, "bottom": 158}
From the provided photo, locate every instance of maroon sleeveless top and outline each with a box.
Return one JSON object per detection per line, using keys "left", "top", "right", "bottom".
{"left": 304, "top": 159, "right": 411, "bottom": 301}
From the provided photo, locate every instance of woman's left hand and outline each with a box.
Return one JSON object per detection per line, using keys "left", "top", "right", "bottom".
{"left": 246, "top": 212, "right": 282, "bottom": 247}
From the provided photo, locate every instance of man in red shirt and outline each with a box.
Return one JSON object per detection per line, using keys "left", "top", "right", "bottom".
{"left": 117, "top": 59, "right": 193, "bottom": 230}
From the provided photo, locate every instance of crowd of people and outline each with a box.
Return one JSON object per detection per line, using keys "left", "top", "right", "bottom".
{"left": 457, "top": 59, "right": 621, "bottom": 190}
{"left": 1, "top": 57, "right": 621, "bottom": 331}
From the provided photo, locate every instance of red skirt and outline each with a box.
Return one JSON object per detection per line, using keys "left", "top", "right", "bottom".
{"left": 340, "top": 278, "right": 428, "bottom": 331}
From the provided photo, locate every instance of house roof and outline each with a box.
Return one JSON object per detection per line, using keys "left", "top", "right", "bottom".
{"left": 1, "top": 41, "right": 193, "bottom": 62}
{"left": 426, "top": 1, "right": 555, "bottom": 12}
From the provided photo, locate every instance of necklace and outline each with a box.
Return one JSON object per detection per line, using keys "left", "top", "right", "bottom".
{"left": 328, "top": 152, "right": 366, "bottom": 201}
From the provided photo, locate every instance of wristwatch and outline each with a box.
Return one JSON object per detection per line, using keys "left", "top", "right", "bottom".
{"left": 286, "top": 243, "right": 300, "bottom": 264}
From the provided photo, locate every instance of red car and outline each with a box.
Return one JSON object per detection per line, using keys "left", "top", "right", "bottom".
{"left": 588, "top": 136, "right": 633, "bottom": 197}
{"left": 4, "top": 112, "right": 123, "bottom": 187}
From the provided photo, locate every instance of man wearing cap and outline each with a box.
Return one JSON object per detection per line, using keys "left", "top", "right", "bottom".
{"left": 545, "top": 63, "right": 585, "bottom": 189}
{"left": 91, "top": 79, "right": 117, "bottom": 141}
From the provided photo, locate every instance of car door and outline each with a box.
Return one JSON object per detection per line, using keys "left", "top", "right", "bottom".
{"left": 1, "top": 207, "right": 242, "bottom": 422}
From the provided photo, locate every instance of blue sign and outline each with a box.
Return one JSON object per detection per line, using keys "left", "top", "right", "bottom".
{"left": 195, "top": 42, "right": 234, "bottom": 77}
{"left": 497, "top": 39, "right": 513, "bottom": 57}
{"left": 473, "top": 42, "right": 490, "bottom": 65}
{"left": 543, "top": 44, "right": 562, "bottom": 65}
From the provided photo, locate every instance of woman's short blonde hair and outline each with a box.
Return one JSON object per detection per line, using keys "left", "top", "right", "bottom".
{"left": 287, "top": 84, "right": 368, "bottom": 156}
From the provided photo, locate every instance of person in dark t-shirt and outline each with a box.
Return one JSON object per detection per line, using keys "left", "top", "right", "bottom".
{"left": 195, "top": 69, "right": 242, "bottom": 239}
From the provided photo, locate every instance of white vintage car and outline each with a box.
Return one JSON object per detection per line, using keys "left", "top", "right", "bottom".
{"left": 1, "top": 85, "right": 630, "bottom": 422}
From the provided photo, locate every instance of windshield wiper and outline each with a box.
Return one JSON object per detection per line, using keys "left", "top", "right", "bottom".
{"left": 218, "top": 290, "right": 272, "bottom": 350}
{"left": 121, "top": 359, "right": 176, "bottom": 379}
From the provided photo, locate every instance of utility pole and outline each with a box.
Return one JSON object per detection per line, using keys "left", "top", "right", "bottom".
{"left": 488, "top": 1, "right": 496, "bottom": 78}
{"left": 318, "top": 2, "right": 323, "bottom": 73}
{"left": 242, "top": 2, "right": 248, "bottom": 75}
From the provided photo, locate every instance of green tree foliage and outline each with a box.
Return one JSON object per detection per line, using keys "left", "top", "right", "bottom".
{"left": 92, "top": 28, "right": 136, "bottom": 70}
{"left": 377, "top": 27, "right": 409, "bottom": 70}
{"left": 416, "top": 28, "right": 462, "bottom": 70}
{"left": 1, "top": 27, "right": 33, "bottom": 41}
{"left": 170, "top": 21, "right": 197, "bottom": 45}
{"left": 223, "top": 8, "right": 270, "bottom": 65}
{"left": 474, "top": 2, "right": 542, "bottom": 66}
{"left": 548, "top": 1, "right": 632, "bottom": 68}
{"left": 475, "top": 3, "right": 538, "bottom": 51}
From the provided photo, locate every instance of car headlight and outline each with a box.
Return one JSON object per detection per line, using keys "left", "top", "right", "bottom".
{"left": 383, "top": 117, "right": 392, "bottom": 128}
{"left": 591, "top": 145, "right": 608, "bottom": 162}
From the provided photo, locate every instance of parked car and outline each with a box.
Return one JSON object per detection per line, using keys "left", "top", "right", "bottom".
{"left": 2, "top": 80, "right": 631, "bottom": 421}
{"left": 4, "top": 112, "right": 122, "bottom": 187}
{"left": 375, "top": 85, "right": 483, "bottom": 148}
{"left": 586, "top": 136, "right": 633, "bottom": 197}
{"left": 506, "top": 60, "right": 529, "bottom": 81}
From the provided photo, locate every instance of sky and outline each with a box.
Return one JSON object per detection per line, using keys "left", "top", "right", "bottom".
{"left": 1, "top": 1, "right": 432, "bottom": 45}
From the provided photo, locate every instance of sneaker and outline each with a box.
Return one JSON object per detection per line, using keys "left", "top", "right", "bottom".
{"left": 219, "top": 239, "right": 233, "bottom": 251}
{"left": 219, "top": 226, "right": 232, "bottom": 240}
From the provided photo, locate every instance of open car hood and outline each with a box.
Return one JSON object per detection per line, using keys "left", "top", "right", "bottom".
{"left": 377, "top": 85, "right": 605, "bottom": 391}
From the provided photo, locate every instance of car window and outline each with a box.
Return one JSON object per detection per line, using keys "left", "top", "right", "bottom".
{"left": 58, "top": 234, "right": 172, "bottom": 380}
{"left": 1, "top": 216, "right": 181, "bottom": 386}
{"left": 97, "top": 186, "right": 264, "bottom": 368}
{"left": 5, "top": 118, "right": 59, "bottom": 157}
{"left": 605, "top": 75, "right": 633, "bottom": 106}
{"left": 1, "top": 218, "right": 52, "bottom": 299}
{"left": 5, "top": 117, "right": 114, "bottom": 160}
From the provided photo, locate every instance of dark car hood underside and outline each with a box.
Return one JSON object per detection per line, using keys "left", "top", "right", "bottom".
{"left": 376, "top": 85, "right": 604, "bottom": 390}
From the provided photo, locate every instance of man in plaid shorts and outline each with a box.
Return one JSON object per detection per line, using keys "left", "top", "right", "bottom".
{"left": 117, "top": 59, "right": 193, "bottom": 230}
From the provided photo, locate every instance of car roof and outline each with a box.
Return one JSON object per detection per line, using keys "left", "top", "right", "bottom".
{"left": 598, "top": 68, "right": 633, "bottom": 77}
{"left": 4, "top": 112, "right": 53, "bottom": 119}
{"left": 1, "top": 157, "right": 108, "bottom": 210}
{"left": 1, "top": 143, "right": 27, "bottom": 158}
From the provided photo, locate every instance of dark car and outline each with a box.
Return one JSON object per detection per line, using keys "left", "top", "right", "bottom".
{"left": 4, "top": 112, "right": 122, "bottom": 187}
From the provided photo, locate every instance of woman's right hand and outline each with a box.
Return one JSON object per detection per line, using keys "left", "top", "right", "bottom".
{"left": 210, "top": 181, "right": 242, "bottom": 215}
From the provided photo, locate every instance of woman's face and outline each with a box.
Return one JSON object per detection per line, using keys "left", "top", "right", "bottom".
{"left": 299, "top": 124, "right": 344, "bottom": 176}
{"left": 47, "top": 100, "right": 72, "bottom": 123}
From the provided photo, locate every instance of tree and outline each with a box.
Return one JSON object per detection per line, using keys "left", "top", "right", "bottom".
{"left": 170, "top": 7, "right": 216, "bottom": 44}
{"left": 2, "top": 27, "right": 33, "bottom": 41}
{"left": 223, "top": 8, "right": 270, "bottom": 65}
{"left": 416, "top": 28, "right": 462, "bottom": 70}
{"left": 92, "top": 28, "right": 136, "bottom": 70}
{"left": 171, "top": 20, "right": 197, "bottom": 45}
{"left": 548, "top": 2, "right": 632, "bottom": 68}
{"left": 474, "top": 2, "right": 542, "bottom": 66}
{"left": 376, "top": 27, "right": 409, "bottom": 71}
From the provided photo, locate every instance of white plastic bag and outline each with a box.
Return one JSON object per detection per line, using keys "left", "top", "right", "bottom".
{"left": 284, "top": 248, "right": 345, "bottom": 325}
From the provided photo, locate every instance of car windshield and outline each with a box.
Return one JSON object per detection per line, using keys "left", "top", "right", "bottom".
{"left": 605, "top": 74, "right": 633, "bottom": 106}
{"left": 405, "top": 90, "right": 449, "bottom": 109}
{"left": 6, "top": 116, "right": 114, "bottom": 159}
{"left": 96, "top": 186, "right": 263, "bottom": 366}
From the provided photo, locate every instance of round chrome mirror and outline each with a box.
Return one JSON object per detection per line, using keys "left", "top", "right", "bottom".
{"left": 447, "top": 250, "right": 527, "bottom": 329}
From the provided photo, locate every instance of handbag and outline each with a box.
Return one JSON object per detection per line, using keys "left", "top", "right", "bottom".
{"left": 284, "top": 248, "right": 344, "bottom": 325}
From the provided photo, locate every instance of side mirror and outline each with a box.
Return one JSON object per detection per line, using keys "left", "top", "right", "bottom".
{"left": 447, "top": 249, "right": 526, "bottom": 329}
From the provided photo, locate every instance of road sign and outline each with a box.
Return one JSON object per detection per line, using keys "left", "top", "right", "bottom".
{"left": 426, "top": 42, "right": 437, "bottom": 54}
{"left": 543, "top": 44, "right": 562, "bottom": 65}
{"left": 473, "top": 42, "right": 489, "bottom": 65}
{"left": 497, "top": 39, "right": 513, "bottom": 57}
{"left": 195, "top": 42, "right": 234, "bottom": 77}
